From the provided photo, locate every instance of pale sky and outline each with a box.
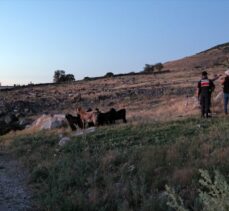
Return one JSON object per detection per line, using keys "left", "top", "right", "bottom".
{"left": 1, "top": 0, "right": 229, "bottom": 85}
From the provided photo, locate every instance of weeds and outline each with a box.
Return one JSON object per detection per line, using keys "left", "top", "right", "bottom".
{"left": 7, "top": 117, "right": 229, "bottom": 210}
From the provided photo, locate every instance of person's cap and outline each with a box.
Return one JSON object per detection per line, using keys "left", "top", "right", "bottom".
{"left": 225, "top": 69, "right": 229, "bottom": 76}
{"left": 202, "top": 71, "right": 208, "bottom": 76}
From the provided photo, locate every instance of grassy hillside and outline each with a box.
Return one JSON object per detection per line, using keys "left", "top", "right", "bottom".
{"left": 4, "top": 117, "right": 229, "bottom": 210}
{"left": 1, "top": 42, "right": 229, "bottom": 210}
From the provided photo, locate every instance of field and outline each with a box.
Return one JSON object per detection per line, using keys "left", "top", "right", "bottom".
{"left": 1, "top": 43, "right": 229, "bottom": 210}
{"left": 0, "top": 117, "right": 228, "bottom": 210}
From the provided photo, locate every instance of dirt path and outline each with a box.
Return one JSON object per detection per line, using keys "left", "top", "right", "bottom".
{"left": 0, "top": 151, "right": 34, "bottom": 211}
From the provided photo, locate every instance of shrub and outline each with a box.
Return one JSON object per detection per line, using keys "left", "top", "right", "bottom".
{"left": 166, "top": 169, "right": 229, "bottom": 211}
{"left": 104, "top": 72, "right": 114, "bottom": 77}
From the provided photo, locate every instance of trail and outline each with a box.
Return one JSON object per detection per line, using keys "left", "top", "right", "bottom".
{"left": 0, "top": 151, "right": 34, "bottom": 211}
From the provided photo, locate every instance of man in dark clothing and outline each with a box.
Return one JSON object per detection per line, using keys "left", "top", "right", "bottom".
{"left": 221, "top": 69, "right": 229, "bottom": 114}
{"left": 197, "top": 71, "right": 215, "bottom": 118}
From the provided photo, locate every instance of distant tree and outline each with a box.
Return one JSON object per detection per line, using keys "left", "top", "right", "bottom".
{"left": 105, "top": 72, "right": 114, "bottom": 77}
{"left": 128, "top": 72, "right": 136, "bottom": 75}
{"left": 143, "top": 64, "right": 154, "bottom": 73}
{"left": 84, "top": 76, "right": 91, "bottom": 81}
{"left": 53, "top": 70, "right": 66, "bottom": 83}
{"left": 64, "top": 74, "right": 75, "bottom": 82}
{"left": 143, "top": 63, "right": 163, "bottom": 73}
{"left": 53, "top": 70, "right": 75, "bottom": 83}
{"left": 154, "top": 63, "right": 163, "bottom": 71}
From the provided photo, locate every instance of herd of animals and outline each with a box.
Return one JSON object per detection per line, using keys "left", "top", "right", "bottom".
{"left": 66, "top": 107, "right": 127, "bottom": 131}
{"left": 0, "top": 106, "right": 127, "bottom": 136}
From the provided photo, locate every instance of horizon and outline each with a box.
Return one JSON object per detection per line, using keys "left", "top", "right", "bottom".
{"left": 1, "top": 0, "right": 229, "bottom": 86}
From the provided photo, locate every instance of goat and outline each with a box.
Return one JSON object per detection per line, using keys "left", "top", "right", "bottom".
{"left": 65, "top": 114, "right": 83, "bottom": 131}
{"left": 109, "top": 108, "right": 127, "bottom": 123}
{"left": 76, "top": 107, "right": 98, "bottom": 128}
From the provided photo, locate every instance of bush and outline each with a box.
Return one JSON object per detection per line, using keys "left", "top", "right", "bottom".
{"left": 166, "top": 169, "right": 229, "bottom": 211}
{"left": 53, "top": 70, "right": 75, "bottom": 83}
{"left": 104, "top": 72, "right": 114, "bottom": 77}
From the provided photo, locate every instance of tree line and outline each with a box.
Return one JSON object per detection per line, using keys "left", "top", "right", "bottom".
{"left": 53, "top": 70, "right": 75, "bottom": 83}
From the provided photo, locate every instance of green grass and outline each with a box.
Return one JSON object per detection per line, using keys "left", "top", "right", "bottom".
{"left": 8, "top": 117, "right": 229, "bottom": 210}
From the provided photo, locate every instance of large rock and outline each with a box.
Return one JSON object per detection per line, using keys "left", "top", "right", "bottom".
{"left": 31, "top": 114, "right": 68, "bottom": 130}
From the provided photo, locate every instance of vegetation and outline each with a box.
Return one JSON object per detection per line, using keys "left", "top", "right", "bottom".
{"left": 166, "top": 169, "right": 229, "bottom": 211}
{"left": 84, "top": 76, "right": 91, "bottom": 81}
{"left": 143, "top": 63, "right": 163, "bottom": 73}
{"left": 53, "top": 70, "right": 75, "bottom": 83}
{"left": 6, "top": 117, "right": 229, "bottom": 210}
{"left": 104, "top": 72, "right": 114, "bottom": 77}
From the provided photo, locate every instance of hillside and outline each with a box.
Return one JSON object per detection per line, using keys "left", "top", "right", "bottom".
{"left": 1, "top": 42, "right": 229, "bottom": 210}
{"left": 3, "top": 117, "right": 229, "bottom": 210}
{"left": 164, "top": 42, "right": 229, "bottom": 71}
{"left": 1, "top": 43, "right": 229, "bottom": 127}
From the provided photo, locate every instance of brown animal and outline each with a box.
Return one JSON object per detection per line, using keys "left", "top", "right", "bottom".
{"left": 76, "top": 107, "right": 98, "bottom": 128}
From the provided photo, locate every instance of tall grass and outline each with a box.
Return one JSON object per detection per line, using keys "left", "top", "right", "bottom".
{"left": 8, "top": 117, "right": 229, "bottom": 210}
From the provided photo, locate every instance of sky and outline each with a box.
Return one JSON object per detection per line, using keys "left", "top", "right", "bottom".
{"left": 0, "top": 0, "right": 229, "bottom": 85}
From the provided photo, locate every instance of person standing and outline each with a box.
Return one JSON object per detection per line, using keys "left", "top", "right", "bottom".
{"left": 197, "top": 71, "right": 215, "bottom": 118}
{"left": 221, "top": 69, "right": 229, "bottom": 114}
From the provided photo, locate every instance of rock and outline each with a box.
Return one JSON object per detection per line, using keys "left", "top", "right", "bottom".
{"left": 0, "top": 113, "right": 26, "bottom": 136}
{"left": 73, "top": 127, "right": 96, "bottom": 137}
{"left": 4, "top": 114, "right": 18, "bottom": 124}
{"left": 58, "top": 136, "right": 71, "bottom": 146}
{"left": 31, "top": 114, "right": 68, "bottom": 130}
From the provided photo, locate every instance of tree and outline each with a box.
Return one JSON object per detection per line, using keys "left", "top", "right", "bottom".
{"left": 154, "top": 63, "right": 163, "bottom": 71}
{"left": 143, "top": 64, "right": 154, "bottom": 73}
{"left": 84, "top": 76, "right": 91, "bottom": 81}
{"left": 53, "top": 70, "right": 75, "bottom": 83}
{"left": 64, "top": 74, "right": 75, "bottom": 82}
{"left": 105, "top": 72, "right": 114, "bottom": 77}
{"left": 53, "top": 70, "right": 66, "bottom": 83}
{"left": 143, "top": 63, "right": 163, "bottom": 73}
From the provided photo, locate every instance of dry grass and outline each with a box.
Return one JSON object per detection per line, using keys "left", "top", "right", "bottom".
{"left": 172, "top": 167, "right": 194, "bottom": 186}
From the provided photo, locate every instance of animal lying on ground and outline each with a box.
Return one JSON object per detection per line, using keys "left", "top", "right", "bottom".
{"left": 65, "top": 114, "right": 83, "bottom": 131}
{"left": 76, "top": 107, "right": 98, "bottom": 128}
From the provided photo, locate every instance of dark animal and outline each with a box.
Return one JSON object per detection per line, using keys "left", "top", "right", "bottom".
{"left": 0, "top": 114, "right": 25, "bottom": 136}
{"left": 65, "top": 114, "right": 83, "bottom": 131}
{"left": 96, "top": 109, "right": 113, "bottom": 126}
{"left": 109, "top": 108, "right": 127, "bottom": 123}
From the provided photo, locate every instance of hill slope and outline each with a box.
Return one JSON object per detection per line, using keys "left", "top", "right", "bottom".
{"left": 1, "top": 42, "right": 229, "bottom": 210}
{"left": 6, "top": 117, "right": 229, "bottom": 210}
{"left": 0, "top": 42, "right": 228, "bottom": 127}
{"left": 164, "top": 42, "right": 229, "bottom": 71}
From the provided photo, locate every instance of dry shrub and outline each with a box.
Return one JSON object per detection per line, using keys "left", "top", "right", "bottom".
{"left": 101, "top": 150, "right": 119, "bottom": 169}
{"left": 88, "top": 188, "right": 99, "bottom": 204}
{"left": 200, "top": 143, "right": 213, "bottom": 159}
{"left": 166, "top": 145, "right": 179, "bottom": 164}
{"left": 138, "top": 146, "right": 167, "bottom": 183}
{"left": 172, "top": 167, "right": 194, "bottom": 186}
{"left": 211, "top": 147, "right": 229, "bottom": 164}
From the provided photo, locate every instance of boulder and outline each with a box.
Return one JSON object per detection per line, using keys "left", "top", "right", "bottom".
{"left": 31, "top": 114, "right": 68, "bottom": 130}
